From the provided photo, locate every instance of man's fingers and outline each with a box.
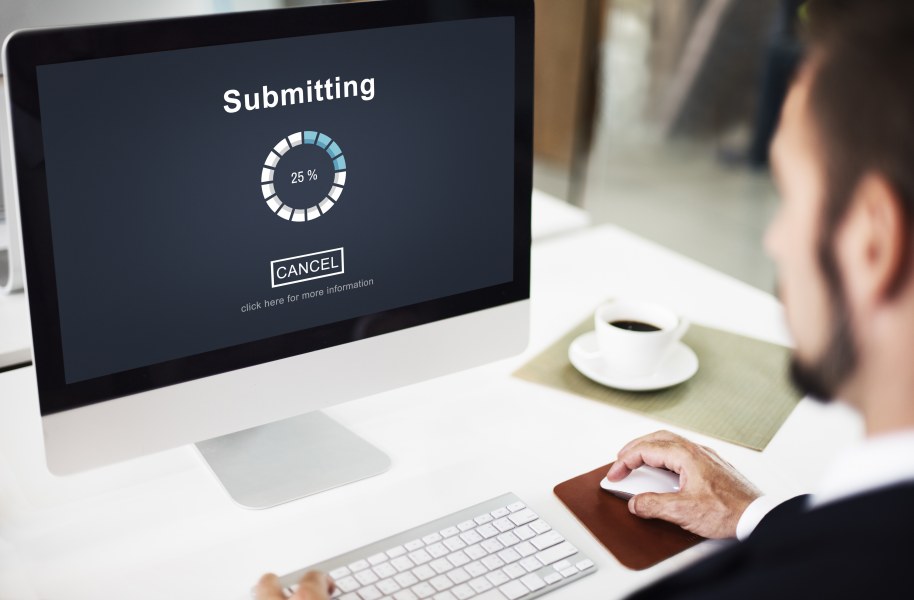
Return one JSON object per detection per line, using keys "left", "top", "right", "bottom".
{"left": 617, "top": 430, "right": 683, "bottom": 458}
{"left": 628, "top": 492, "right": 683, "bottom": 522}
{"left": 609, "top": 431, "right": 690, "bottom": 481}
{"left": 614, "top": 439, "right": 691, "bottom": 477}
{"left": 295, "top": 571, "right": 334, "bottom": 600}
{"left": 254, "top": 573, "right": 286, "bottom": 600}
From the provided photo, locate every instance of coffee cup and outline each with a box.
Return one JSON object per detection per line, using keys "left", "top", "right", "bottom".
{"left": 588, "top": 299, "right": 689, "bottom": 377}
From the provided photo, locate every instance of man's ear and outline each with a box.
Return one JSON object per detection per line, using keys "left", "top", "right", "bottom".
{"left": 837, "top": 173, "right": 908, "bottom": 310}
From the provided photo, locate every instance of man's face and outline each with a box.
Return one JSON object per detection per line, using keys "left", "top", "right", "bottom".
{"left": 765, "top": 67, "right": 855, "bottom": 400}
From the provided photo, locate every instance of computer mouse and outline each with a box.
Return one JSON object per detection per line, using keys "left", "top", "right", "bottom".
{"left": 600, "top": 465, "right": 681, "bottom": 500}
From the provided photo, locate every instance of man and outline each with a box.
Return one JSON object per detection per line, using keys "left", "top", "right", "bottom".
{"left": 258, "top": 0, "right": 914, "bottom": 597}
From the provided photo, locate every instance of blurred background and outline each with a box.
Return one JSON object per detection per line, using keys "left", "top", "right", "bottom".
{"left": 0, "top": 0, "right": 800, "bottom": 293}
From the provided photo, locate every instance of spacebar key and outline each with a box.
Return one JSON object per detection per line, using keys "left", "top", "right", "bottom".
{"left": 472, "top": 590, "right": 508, "bottom": 600}
{"left": 535, "top": 541, "right": 578, "bottom": 566}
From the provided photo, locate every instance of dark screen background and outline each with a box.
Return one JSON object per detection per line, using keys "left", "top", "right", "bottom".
{"left": 37, "top": 17, "right": 516, "bottom": 383}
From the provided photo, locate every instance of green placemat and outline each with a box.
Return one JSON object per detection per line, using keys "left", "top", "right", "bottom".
{"left": 514, "top": 317, "right": 801, "bottom": 451}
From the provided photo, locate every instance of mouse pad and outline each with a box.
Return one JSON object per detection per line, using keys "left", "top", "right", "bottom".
{"left": 554, "top": 462, "right": 704, "bottom": 570}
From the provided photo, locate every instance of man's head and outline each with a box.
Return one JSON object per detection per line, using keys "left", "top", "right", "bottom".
{"left": 765, "top": 0, "right": 914, "bottom": 404}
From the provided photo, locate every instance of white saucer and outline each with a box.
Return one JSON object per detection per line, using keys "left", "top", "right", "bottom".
{"left": 568, "top": 331, "right": 699, "bottom": 392}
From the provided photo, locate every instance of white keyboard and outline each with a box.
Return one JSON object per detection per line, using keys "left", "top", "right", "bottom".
{"left": 278, "top": 493, "right": 596, "bottom": 600}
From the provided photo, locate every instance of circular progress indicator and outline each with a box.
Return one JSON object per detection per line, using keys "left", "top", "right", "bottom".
{"left": 260, "top": 131, "right": 347, "bottom": 222}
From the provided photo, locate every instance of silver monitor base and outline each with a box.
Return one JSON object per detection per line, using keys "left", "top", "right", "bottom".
{"left": 195, "top": 411, "right": 391, "bottom": 509}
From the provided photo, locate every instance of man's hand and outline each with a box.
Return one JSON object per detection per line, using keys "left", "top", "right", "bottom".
{"left": 606, "top": 430, "right": 762, "bottom": 539}
{"left": 255, "top": 571, "right": 334, "bottom": 600}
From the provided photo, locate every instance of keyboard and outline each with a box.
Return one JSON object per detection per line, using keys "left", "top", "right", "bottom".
{"left": 279, "top": 493, "right": 596, "bottom": 600}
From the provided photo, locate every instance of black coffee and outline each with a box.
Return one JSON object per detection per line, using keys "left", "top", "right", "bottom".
{"left": 610, "top": 320, "right": 661, "bottom": 333}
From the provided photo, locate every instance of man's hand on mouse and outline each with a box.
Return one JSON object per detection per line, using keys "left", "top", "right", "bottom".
{"left": 606, "top": 430, "right": 762, "bottom": 539}
{"left": 255, "top": 571, "right": 333, "bottom": 600}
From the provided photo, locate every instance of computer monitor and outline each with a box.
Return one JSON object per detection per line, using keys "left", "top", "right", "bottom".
{"left": 3, "top": 0, "right": 533, "bottom": 508}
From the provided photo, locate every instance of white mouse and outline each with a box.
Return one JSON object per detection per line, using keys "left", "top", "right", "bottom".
{"left": 600, "top": 465, "right": 681, "bottom": 500}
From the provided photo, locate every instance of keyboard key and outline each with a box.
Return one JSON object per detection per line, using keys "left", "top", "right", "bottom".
{"left": 428, "top": 543, "right": 449, "bottom": 558}
{"left": 357, "top": 584, "right": 382, "bottom": 600}
{"left": 497, "top": 549, "right": 521, "bottom": 564}
{"left": 393, "top": 591, "right": 418, "bottom": 600}
{"left": 543, "top": 572, "right": 562, "bottom": 585}
{"left": 481, "top": 539, "right": 503, "bottom": 553}
{"left": 469, "top": 576, "right": 493, "bottom": 593}
{"left": 481, "top": 555, "right": 505, "bottom": 570}
{"left": 395, "top": 572, "right": 419, "bottom": 588}
{"left": 496, "top": 532, "right": 520, "bottom": 547}
{"left": 387, "top": 546, "right": 407, "bottom": 559}
{"left": 430, "top": 559, "right": 452, "bottom": 574}
{"left": 465, "top": 544, "right": 487, "bottom": 560}
{"left": 330, "top": 566, "right": 351, "bottom": 579}
{"left": 451, "top": 584, "right": 475, "bottom": 600}
{"left": 460, "top": 530, "right": 483, "bottom": 545}
{"left": 440, "top": 526, "right": 460, "bottom": 538}
{"left": 485, "top": 570, "right": 510, "bottom": 587}
{"left": 349, "top": 560, "right": 370, "bottom": 573}
{"left": 503, "top": 564, "right": 526, "bottom": 580}
{"left": 499, "top": 580, "right": 529, "bottom": 600}
{"left": 392, "top": 557, "right": 415, "bottom": 572}
{"left": 535, "top": 542, "right": 578, "bottom": 566}
{"left": 434, "top": 592, "right": 457, "bottom": 600}
{"left": 412, "top": 582, "right": 436, "bottom": 599}
{"left": 444, "top": 537, "right": 466, "bottom": 552}
{"left": 447, "top": 551, "right": 471, "bottom": 568}
{"left": 355, "top": 570, "right": 379, "bottom": 586}
{"left": 457, "top": 520, "right": 476, "bottom": 532}
{"left": 474, "top": 513, "right": 494, "bottom": 525}
{"left": 520, "top": 573, "right": 545, "bottom": 592}
{"left": 513, "top": 526, "right": 534, "bottom": 541}
{"left": 447, "top": 567, "right": 471, "bottom": 585}
{"left": 378, "top": 578, "right": 401, "bottom": 594}
{"left": 493, "top": 518, "right": 514, "bottom": 533}
{"left": 560, "top": 566, "right": 578, "bottom": 578}
{"left": 507, "top": 502, "right": 525, "bottom": 513}
{"left": 576, "top": 559, "right": 595, "bottom": 571}
{"left": 519, "top": 557, "right": 541, "bottom": 573}
{"left": 466, "top": 561, "right": 487, "bottom": 577}
{"left": 339, "top": 593, "right": 359, "bottom": 600}
{"left": 508, "top": 509, "right": 537, "bottom": 527}
{"left": 552, "top": 560, "right": 572, "bottom": 572}
{"left": 406, "top": 540, "right": 425, "bottom": 552}
{"left": 409, "top": 550, "right": 433, "bottom": 565}
{"left": 477, "top": 524, "right": 499, "bottom": 539}
{"left": 491, "top": 507, "right": 510, "bottom": 519}
{"left": 529, "top": 520, "right": 551, "bottom": 535}
{"left": 423, "top": 533, "right": 443, "bottom": 545}
{"left": 368, "top": 553, "right": 388, "bottom": 566}
{"left": 514, "top": 542, "right": 536, "bottom": 558}
{"left": 373, "top": 563, "right": 397, "bottom": 579}
{"left": 413, "top": 565, "right": 436, "bottom": 581}
{"left": 336, "top": 577, "right": 359, "bottom": 592}
{"left": 430, "top": 575, "right": 453, "bottom": 591}
{"left": 530, "top": 530, "right": 564, "bottom": 551}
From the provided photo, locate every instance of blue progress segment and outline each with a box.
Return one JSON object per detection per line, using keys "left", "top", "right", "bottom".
{"left": 326, "top": 142, "right": 342, "bottom": 158}
{"left": 303, "top": 131, "right": 318, "bottom": 145}
{"left": 333, "top": 155, "right": 347, "bottom": 171}
{"left": 316, "top": 133, "right": 332, "bottom": 149}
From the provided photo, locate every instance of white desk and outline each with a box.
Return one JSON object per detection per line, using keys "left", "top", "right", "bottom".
{"left": 0, "top": 190, "right": 586, "bottom": 371}
{"left": 0, "top": 225, "right": 862, "bottom": 600}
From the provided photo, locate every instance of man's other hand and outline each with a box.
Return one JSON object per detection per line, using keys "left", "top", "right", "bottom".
{"left": 255, "top": 571, "right": 333, "bottom": 600}
{"left": 606, "top": 430, "right": 762, "bottom": 539}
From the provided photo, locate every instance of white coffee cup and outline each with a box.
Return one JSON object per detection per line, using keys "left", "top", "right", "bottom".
{"left": 589, "top": 299, "right": 689, "bottom": 377}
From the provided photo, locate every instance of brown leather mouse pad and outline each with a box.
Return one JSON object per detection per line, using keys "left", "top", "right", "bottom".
{"left": 554, "top": 462, "right": 704, "bottom": 570}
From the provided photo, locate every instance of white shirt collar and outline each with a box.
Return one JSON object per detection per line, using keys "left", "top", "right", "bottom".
{"left": 810, "top": 429, "right": 914, "bottom": 508}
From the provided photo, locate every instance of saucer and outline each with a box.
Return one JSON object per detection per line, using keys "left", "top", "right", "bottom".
{"left": 568, "top": 331, "right": 699, "bottom": 392}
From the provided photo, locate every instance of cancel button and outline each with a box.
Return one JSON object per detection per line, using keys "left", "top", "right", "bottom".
{"left": 271, "top": 247, "right": 345, "bottom": 288}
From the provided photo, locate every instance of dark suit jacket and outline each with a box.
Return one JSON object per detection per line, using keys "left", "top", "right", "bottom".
{"left": 627, "top": 483, "right": 914, "bottom": 599}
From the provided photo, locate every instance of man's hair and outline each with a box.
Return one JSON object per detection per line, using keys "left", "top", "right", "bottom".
{"left": 787, "top": 0, "right": 914, "bottom": 400}
{"left": 806, "top": 0, "right": 914, "bottom": 290}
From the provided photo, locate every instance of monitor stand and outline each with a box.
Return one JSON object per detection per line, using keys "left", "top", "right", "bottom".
{"left": 195, "top": 411, "right": 391, "bottom": 509}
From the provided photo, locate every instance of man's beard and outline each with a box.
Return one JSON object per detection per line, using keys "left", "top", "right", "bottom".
{"left": 788, "top": 294, "right": 858, "bottom": 403}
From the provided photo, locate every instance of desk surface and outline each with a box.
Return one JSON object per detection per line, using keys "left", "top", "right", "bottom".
{"left": 0, "top": 224, "right": 862, "bottom": 600}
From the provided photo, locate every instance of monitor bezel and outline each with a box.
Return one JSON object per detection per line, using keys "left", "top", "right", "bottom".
{"left": 4, "top": 0, "right": 533, "bottom": 416}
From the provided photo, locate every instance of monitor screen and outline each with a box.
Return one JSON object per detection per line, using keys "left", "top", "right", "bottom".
{"left": 7, "top": 2, "right": 531, "bottom": 415}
